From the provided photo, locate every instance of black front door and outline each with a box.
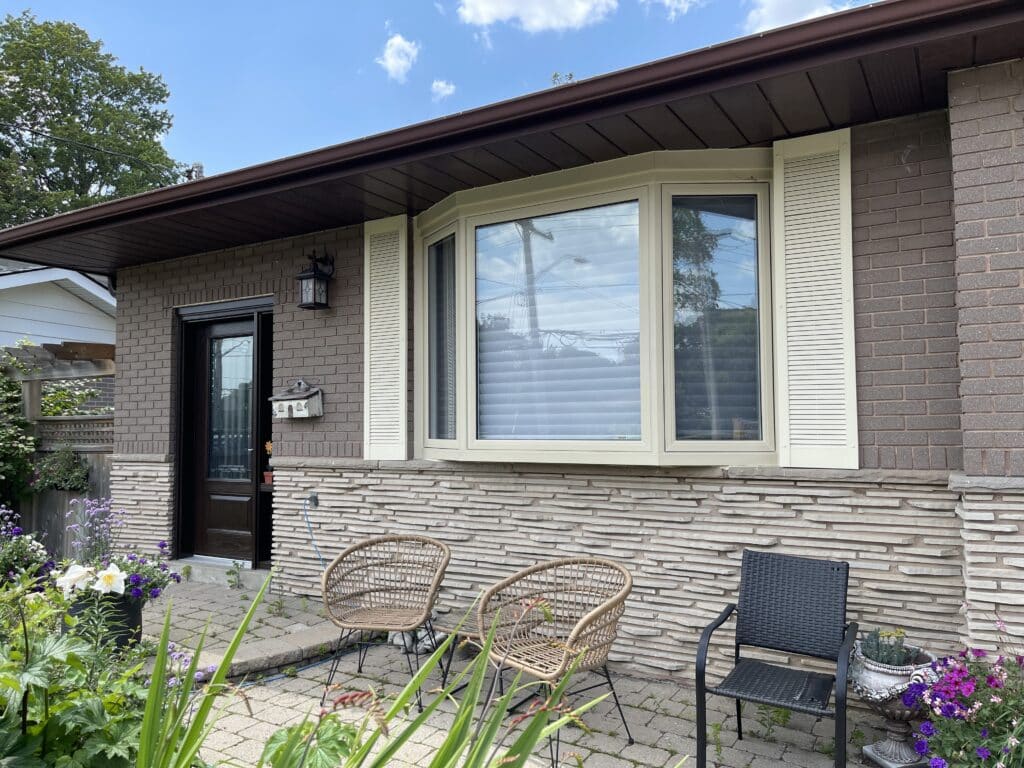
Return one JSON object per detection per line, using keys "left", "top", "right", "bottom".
{"left": 180, "top": 304, "right": 272, "bottom": 563}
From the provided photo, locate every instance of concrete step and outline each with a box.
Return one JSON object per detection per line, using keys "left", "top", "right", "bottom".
{"left": 168, "top": 557, "right": 271, "bottom": 592}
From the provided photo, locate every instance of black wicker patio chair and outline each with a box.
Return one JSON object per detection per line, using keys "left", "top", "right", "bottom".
{"left": 695, "top": 550, "right": 857, "bottom": 768}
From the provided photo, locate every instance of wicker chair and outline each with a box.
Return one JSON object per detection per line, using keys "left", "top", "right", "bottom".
{"left": 321, "top": 535, "right": 450, "bottom": 706}
{"left": 695, "top": 550, "right": 857, "bottom": 768}
{"left": 478, "top": 557, "right": 634, "bottom": 763}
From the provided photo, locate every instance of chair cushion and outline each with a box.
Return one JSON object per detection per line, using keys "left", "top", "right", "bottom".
{"left": 709, "top": 659, "right": 836, "bottom": 717}
{"left": 331, "top": 606, "right": 426, "bottom": 631}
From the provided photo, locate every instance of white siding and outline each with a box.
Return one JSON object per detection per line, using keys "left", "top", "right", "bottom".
{"left": 0, "top": 283, "right": 115, "bottom": 347}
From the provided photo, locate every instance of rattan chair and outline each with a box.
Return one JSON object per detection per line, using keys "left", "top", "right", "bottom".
{"left": 478, "top": 557, "right": 634, "bottom": 763}
{"left": 695, "top": 550, "right": 857, "bottom": 768}
{"left": 321, "top": 535, "right": 450, "bottom": 706}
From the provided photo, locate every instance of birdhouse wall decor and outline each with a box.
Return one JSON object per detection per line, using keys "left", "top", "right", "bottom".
{"left": 270, "top": 379, "right": 323, "bottom": 419}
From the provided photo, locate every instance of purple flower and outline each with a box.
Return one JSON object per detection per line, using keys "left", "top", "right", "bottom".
{"left": 171, "top": 573, "right": 181, "bottom": 583}
{"left": 194, "top": 671, "right": 204, "bottom": 682}
{"left": 981, "top": 728, "right": 989, "bottom": 739}
{"left": 11, "top": 526, "right": 21, "bottom": 536}
{"left": 977, "top": 747, "right": 991, "bottom": 760}
{"left": 130, "top": 587, "right": 143, "bottom": 599}
{"left": 972, "top": 648, "right": 988, "bottom": 659}
{"left": 129, "top": 573, "right": 142, "bottom": 585}
{"left": 920, "top": 722, "right": 936, "bottom": 737}
{"left": 930, "top": 759, "right": 947, "bottom": 768}
{"left": 149, "top": 587, "right": 161, "bottom": 599}
{"left": 915, "top": 740, "right": 929, "bottom": 756}
{"left": 157, "top": 540, "right": 168, "bottom": 550}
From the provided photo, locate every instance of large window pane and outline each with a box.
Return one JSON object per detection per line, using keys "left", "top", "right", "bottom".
{"left": 428, "top": 235, "right": 457, "bottom": 440}
{"left": 475, "top": 201, "right": 641, "bottom": 440}
{"left": 672, "top": 195, "right": 761, "bottom": 441}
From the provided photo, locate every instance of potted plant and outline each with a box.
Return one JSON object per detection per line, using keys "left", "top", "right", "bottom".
{"left": 852, "top": 627, "right": 937, "bottom": 767}
{"left": 53, "top": 497, "right": 180, "bottom": 647}
{"left": 263, "top": 440, "right": 274, "bottom": 485}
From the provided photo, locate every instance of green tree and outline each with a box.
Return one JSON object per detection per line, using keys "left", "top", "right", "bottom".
{"left": 0, "top": 11, "right": 184, "bottom": 228}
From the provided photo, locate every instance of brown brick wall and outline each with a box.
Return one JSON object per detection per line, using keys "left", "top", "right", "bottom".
{"left": 852, "top": 112, "right": 963, "bottom": 470}
{"left": 114, "top": 225, "right": 363, "bottom": 458}
{"left": 948, "top": 59, "right": 1024, "bottom": 477}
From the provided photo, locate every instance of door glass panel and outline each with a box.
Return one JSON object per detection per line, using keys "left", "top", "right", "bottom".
{"left": 208, "top": 335, "right": 253, "bottom": 479}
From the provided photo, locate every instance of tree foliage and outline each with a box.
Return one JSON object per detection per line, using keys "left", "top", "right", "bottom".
{"left": 0, "top": 11, "right": 184, "bottom": 228}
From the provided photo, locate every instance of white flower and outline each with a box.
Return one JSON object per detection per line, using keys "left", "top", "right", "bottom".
{"left": 91, "top": 564, "right": 126, "bottom": 595}
{"left": 54, "top": 563, "right": 94, "bottom": 597}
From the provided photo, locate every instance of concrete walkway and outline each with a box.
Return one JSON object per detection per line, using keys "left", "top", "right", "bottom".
{"left": 145, "top": 578, "right": 883, "bottom": 767}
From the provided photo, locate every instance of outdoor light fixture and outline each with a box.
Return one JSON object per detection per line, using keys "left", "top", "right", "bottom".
{"left": 296, "top": 249, "right": 335, "bottom": 310}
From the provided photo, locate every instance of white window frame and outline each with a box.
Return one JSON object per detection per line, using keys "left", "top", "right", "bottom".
{"left": 661, "top": 183, "right": 775, "bottom": 464}
{"left": 413, "top": 149, "right": 775, "bottom": 466}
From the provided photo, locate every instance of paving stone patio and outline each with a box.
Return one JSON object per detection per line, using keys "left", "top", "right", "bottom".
{"left": 146, "top": 579, "right": 885, "bottom": 767}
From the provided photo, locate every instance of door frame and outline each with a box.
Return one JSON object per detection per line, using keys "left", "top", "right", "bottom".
{"left": 175, "top": 296, "right": 273, "bottom": 566}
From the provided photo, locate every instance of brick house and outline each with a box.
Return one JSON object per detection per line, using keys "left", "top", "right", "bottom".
{"left": 1, "top": 0, "right": 1022, "bottom": 674}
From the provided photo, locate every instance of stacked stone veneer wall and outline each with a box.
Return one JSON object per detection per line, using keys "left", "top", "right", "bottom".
{"left": 271, "top": 461, "right": 964, "bottom": 675}
{"left": 109, "top": 457, "right": 175, "bottom": 552}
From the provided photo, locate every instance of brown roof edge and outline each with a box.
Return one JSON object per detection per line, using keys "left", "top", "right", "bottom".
{"left": 0, "top": 0, "right": 1016, "bottom": 249}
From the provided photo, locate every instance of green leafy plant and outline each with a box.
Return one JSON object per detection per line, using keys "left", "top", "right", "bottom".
{"left": 226, "top": 561, "right": 243, "bottom": 590}
{"left": 0, "top": 349, "right": 34, "bottom": 505}
{"left": 41, "top": 378, "right": 104, "bottom": 416}
{"left": 33, "top": 445, "right": 90, "bottom": 494}
{"left": 179, "top": 564, "right": 192, "bottom": 583}
{"left": 860, "top": 627, "right": 916, "bottom": 667}
{"left": 135, "top": 575, "right": 271, "bottom": 768}
{"left": 754, "top": 705, "right": 790, "bottom": 743}
{"left": 709, "top": 720, "right": 724, "bottom": 759}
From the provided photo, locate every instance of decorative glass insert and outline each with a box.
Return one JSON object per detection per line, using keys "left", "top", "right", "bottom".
{"left": 475, "top": 200, "right": 641, "bottom": 440}
{"left": 428, "top": 234, "right": 457, "bottom": 440}
{"left": 208, "top": 335, "right": 253, "bottom": 478}
{"left": 672, "top": 195, "right": 761, "bottom": 441}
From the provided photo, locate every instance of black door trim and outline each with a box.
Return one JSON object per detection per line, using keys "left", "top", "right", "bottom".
{"left": 175, "top": 297, "right": 273, "bottom": 565}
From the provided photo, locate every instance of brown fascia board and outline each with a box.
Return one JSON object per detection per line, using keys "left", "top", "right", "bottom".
{"left": 0, "top": 0, "right": 1018, "bottom": 252}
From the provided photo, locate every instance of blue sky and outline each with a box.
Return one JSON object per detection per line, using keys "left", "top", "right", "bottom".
{"left": 13, "top": 0, "right": 870, "bottom": 176}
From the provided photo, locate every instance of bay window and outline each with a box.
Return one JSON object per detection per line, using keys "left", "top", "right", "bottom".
{"left": 415, "top": 162, "right": 774, "bottom": 465}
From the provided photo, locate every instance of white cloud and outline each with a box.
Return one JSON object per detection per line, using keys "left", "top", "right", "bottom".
{"left": 431, "top": 79, "right": 457, "bottom": 101}
{"left": 456, "top": 0, "right": 618, "bottom": 33}
{"left": 640, "top": 0, "right": 697, "bottom": 20}
{"left": 375, "top": 33, "right": 421, "bottom": 82}
{"left": 743, "top": 0, "right": 851, "bottom": 33}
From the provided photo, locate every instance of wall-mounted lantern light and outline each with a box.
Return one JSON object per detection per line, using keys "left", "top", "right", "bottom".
{"left": 296, "top": 249, "right": 335, "bottom": 310}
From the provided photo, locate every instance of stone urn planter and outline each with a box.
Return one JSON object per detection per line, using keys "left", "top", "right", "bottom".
{"left": 851, "top": 640, "right": 937, "bottom": 768}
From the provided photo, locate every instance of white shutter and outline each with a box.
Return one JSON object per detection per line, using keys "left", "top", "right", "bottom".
{"left": 772, "top": 129, "right": 858, "bottom": 469}
{"left": 364, "top": 215, "right": 408, "bottom": 460}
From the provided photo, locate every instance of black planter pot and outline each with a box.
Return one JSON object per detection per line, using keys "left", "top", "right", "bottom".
{"left": 67, "top": 594, "right": 143, "bottom": 649}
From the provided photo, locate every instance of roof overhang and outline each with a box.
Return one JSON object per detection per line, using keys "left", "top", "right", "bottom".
{"left": 0, "top": 0, "right": 1022, "bottom": 276}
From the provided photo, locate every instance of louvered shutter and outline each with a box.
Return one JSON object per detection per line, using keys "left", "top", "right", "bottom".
{"left": 364, "top": 215, "right": 408, "bottom": 460}
{"left": 772, "top": 129, "right": 858, "bottom": 469}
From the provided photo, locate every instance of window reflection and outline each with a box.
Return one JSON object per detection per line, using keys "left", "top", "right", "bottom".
{"left": 475, "top": 201, "right": 641, "bottom": 440}
{"left": 672, "top": 196, "right": 761, "bottom": 441}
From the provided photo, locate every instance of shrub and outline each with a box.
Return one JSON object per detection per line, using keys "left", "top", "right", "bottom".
{"left": 33, "top": 445, "right": 90, "bottom": 494}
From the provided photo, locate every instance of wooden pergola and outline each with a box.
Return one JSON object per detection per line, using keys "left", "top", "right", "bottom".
{"left": 2, "top": 342, "right": 115, "bottom": 420}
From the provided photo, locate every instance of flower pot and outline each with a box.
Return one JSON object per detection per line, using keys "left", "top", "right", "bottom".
{"left": 67, "top": 593, "right": 143, "bottom": 649}
{"left": 263, "top": 471, "right": 273, "bottom": 485}
{"left": 851, "top": 642, "right": 937, "bottom": 768}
